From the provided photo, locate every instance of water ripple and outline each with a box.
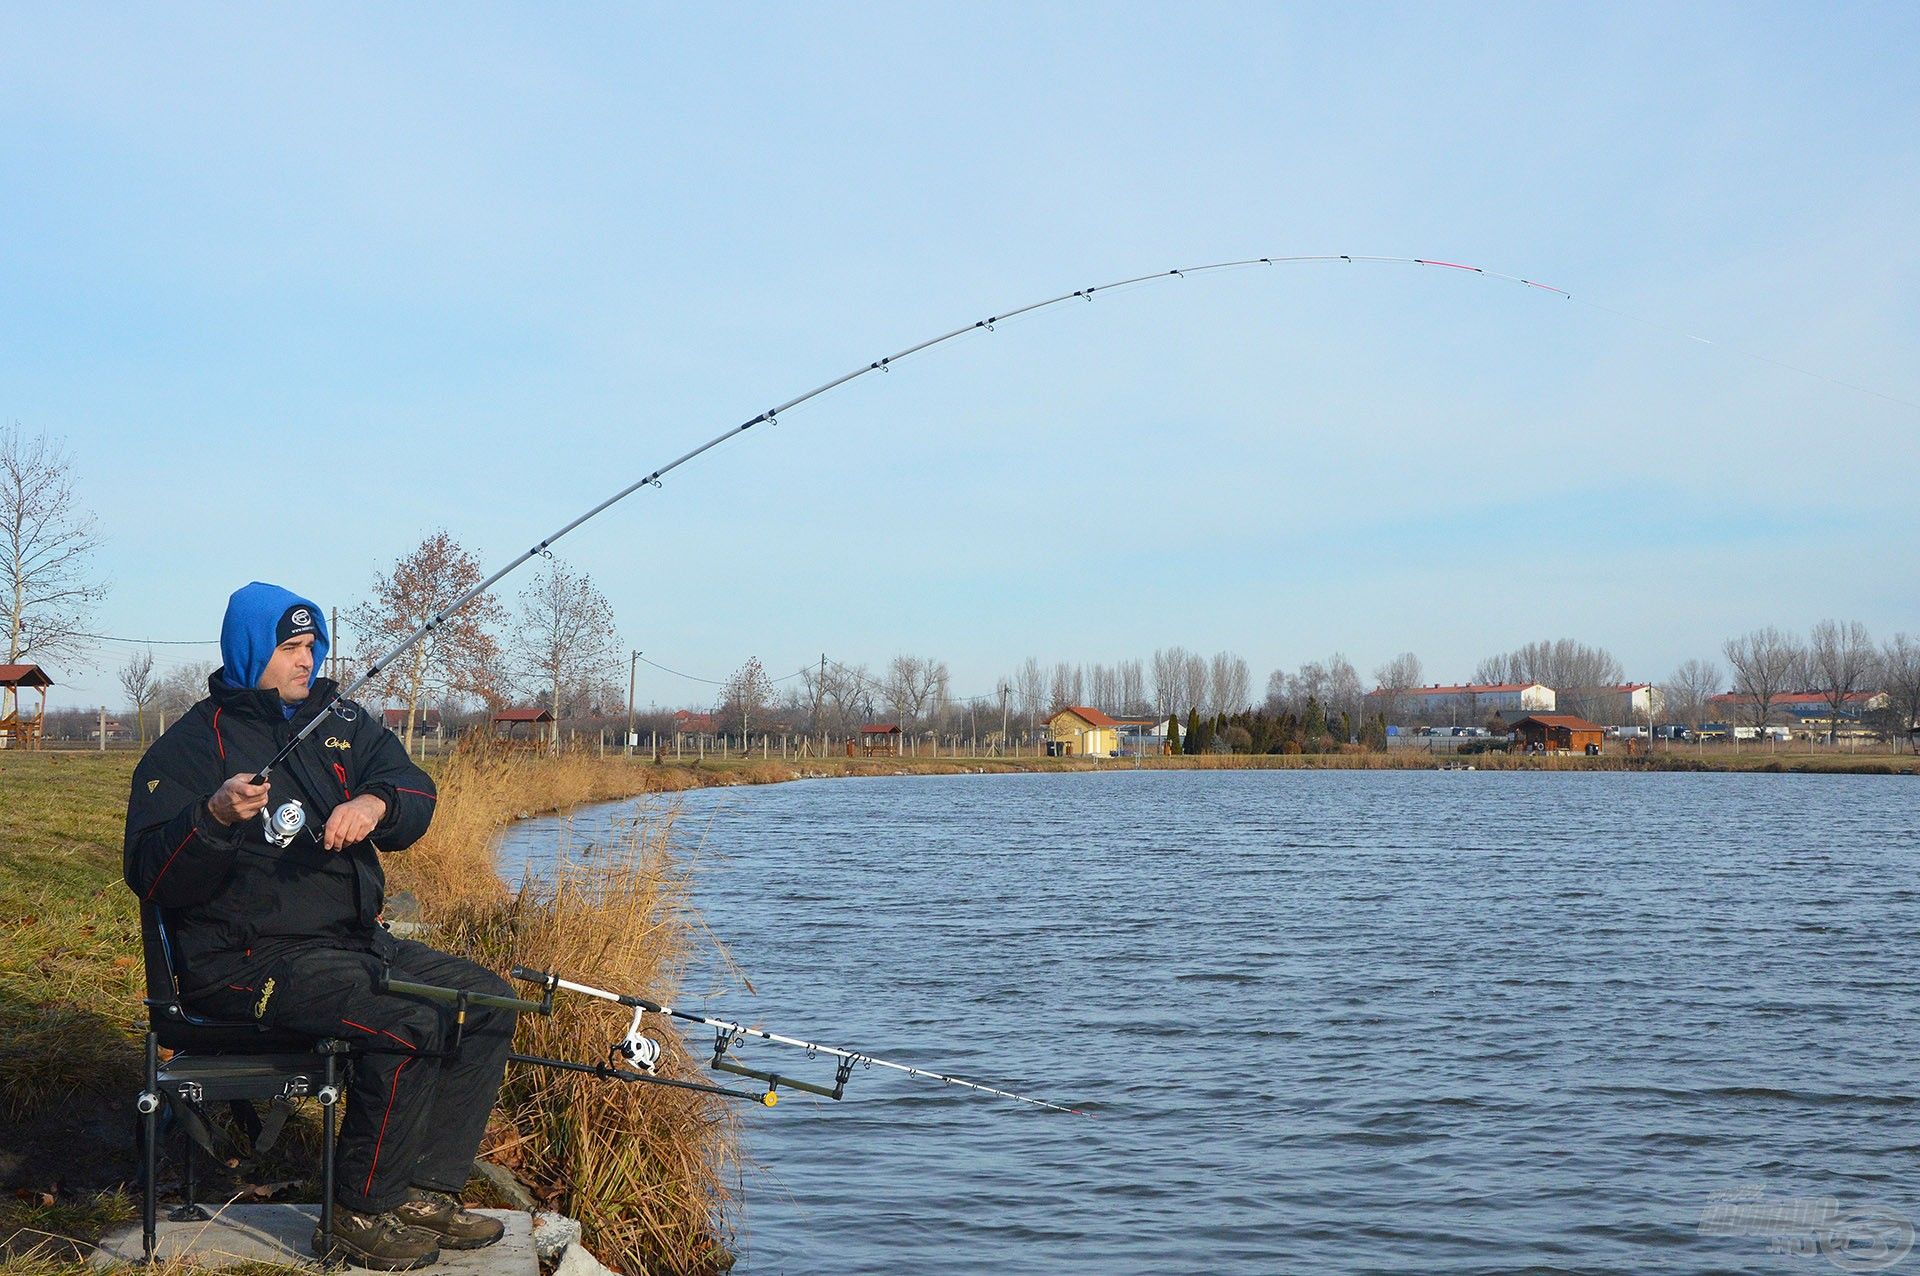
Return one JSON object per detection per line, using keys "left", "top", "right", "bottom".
{"left": 499, "top": 768, "right": 1918, "bottom": 1275}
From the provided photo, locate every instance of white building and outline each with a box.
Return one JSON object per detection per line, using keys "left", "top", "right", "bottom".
{"left": 1587, "top": 683, "right": 1663, "bottom": 725}
{"left": 1367, "top": 682, "right": 1557, "bottom": 723}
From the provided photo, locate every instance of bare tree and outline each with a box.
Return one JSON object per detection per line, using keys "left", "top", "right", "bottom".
{"left": 1662, "top": 658, "right": 1722, "bottom": 734}
{"left": 1881, "top": 634, "right": 1920, "bottom": 751}
{"left": 1370, "top": 652, "right": 1423, "bottom": 723}
{"left": 1262, "top": 667, "right": 1289, "bottom": 714}
{"left": 351, "top": 531, "right": 506, "bottom": 753}
{"left": 153, "top": 661, "right": 216, "bottom": 720}
{"left": 1323, "top": 653, "right": 1364, "bottom": 728}
{"left": 1088, "top": 662, "right": 1119, "bottom": 712}
{"left": 718, "top": 657, "right": 775, "bottom": 741}
{"left": 1151, "top": 647, "right": 1189, "bottom": 716}
{"left": 1805, "top": 620, "right": 1878, "bottom": 744}
{"left": 1722, "top": 627, "right": 1802, "bottom": 732}
{"left": 822, "top": 661, "right": 875, "bottom": 732}
{"left": 1117, "top": 659, "right": 1148, "bottom": 716}
{"left": 884, "top": 655, "right": 949, "bottom": 729}
{"left": 1015, "top": 657, "right": 1046, "bottom": 735}
{"left": 1476, "top": 639, "right": 1623, "bottom": 719}
{"left": 2, "top": 425, "right": 106, "bottom": 719}
{"left": 1049, "top": 661, "right": 1076, "bottom": 714}
{"left": 118, "top": 649, "right": 156, "bottom": 745}
{"left": 1209, "top": 652, "right": 1252, "bottom": 715}
{"left": 515, "top": 559, "right": 619, "bottom": 748}
{"left": 1285, "top": 660, "right": 1329, "bottom": 713}
{"left": 1471, "top": 653, "right": 1512, "bottom": 685}
{"left": 1181, "top": 651, "right": 1210, "bottom": 716}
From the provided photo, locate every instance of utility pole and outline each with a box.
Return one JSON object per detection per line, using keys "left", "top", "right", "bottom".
{"left": 810, "top": 653, "right": 827, "bottom": 741}
{"left": 329, "top": 608, "right": 340, "bottom": 683}
{"left": 627, "top": 650, "right": 641, "bottom": 756}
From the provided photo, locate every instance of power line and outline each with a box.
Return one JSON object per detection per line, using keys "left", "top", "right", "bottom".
{"left": 635, "top": 653, "right": 809, "bottom": 687}
{"left": 74, "top": 631, "right": 218, "bottom": 646}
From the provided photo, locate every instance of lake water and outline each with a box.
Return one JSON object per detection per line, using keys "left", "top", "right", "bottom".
{"left": 496, "top": 769, "right": 1920, "bottom": 1275}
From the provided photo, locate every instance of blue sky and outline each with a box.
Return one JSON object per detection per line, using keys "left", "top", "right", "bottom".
{"left": 4, "top": 3, "right": 1916, "bottom": 711}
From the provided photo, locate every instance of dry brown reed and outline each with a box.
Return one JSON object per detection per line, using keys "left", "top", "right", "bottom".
{"left": 404, "top": 741, "right": 739, "bottom": 1275}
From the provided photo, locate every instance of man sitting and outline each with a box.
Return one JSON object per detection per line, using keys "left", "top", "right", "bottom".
{"left": 124, "top": 582, "right": 516, "bottom": 1271}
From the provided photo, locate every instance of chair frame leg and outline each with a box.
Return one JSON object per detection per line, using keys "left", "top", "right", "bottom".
{"left": 133, "top": 1039, "right": 350, "bottom": 1266}
{"left": 140, "top": 1034, "right": 160, "bottom": 1263}
{"left": 320, "top": 1049, "right": 340, "bottom": 1262}
{"left": 169, "top": 1126, "right": 212, "bottom": 1223}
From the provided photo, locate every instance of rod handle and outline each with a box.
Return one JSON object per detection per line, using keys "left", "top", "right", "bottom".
{"left": 382, "top": 974, "right": 552, "bottom": 1017}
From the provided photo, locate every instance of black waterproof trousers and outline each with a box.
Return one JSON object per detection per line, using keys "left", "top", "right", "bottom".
{"left": 193, "top": 935, "right": 516, "bottom": 1214}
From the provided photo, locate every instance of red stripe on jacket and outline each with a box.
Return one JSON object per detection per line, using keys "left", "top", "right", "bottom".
{"left": 143, "top": 828, "right": 198, "bottom": 902}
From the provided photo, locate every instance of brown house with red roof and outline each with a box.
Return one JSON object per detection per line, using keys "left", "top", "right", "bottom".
{"left": 1511, "top": 714, "right": 1605, "bottom": 754}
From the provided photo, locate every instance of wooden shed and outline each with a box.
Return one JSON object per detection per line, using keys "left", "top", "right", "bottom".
{"left": 1511, "top": 714, "right": 1605, "bottom": 755}
{"left": 859, "top": 723, "right": 902, "bottom": 757}
{"left": 491, "top": 707, "right": 554, "bottom": 747}
{"left": 0, "top": 663, "right": 53, "bottom": 751}
{"left": 383, "top": 707, "right": 443, "bottom": 735}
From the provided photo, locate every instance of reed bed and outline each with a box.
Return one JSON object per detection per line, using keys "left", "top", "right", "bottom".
{"left": 402, "top": 742, "right": 740, "bottom": 1274}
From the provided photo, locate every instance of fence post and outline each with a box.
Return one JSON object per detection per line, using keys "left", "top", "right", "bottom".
{"left": 99, "top": 706, "right": 107, "bottom": 751}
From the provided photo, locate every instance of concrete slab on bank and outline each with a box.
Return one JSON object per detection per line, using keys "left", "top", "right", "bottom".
{"left": 90, "top": 1204, "right": 533, "bottom": 1271}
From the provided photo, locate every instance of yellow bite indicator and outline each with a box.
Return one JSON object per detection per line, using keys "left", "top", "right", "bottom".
{"left": 761, "top": 1091, "right": 779, "bottom": 1107}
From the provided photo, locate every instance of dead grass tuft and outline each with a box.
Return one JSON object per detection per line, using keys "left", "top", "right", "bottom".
{"left": 436, "top": 802, "right": 738, "bottom": 1275}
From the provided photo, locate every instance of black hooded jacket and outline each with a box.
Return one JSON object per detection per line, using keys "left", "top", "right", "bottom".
{"left": 123, "top": 674, "right": 436, "bottom": 997}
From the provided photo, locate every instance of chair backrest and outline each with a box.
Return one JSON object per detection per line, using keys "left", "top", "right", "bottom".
{"left": 140, "top": 903, "right": 311, "bottom": 1052}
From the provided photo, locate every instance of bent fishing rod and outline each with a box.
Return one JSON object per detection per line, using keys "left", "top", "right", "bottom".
{"left": 248, "top": 253, "right": 1578, "bottom": 785}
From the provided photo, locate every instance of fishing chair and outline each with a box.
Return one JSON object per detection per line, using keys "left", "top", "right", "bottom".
{"left": 136, "top": 903, "right": 351, "bottom": 1264}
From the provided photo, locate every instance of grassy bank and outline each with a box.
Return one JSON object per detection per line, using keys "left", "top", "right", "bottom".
{"left": 0, "top": 747, "right": 746, "bottom": 1273}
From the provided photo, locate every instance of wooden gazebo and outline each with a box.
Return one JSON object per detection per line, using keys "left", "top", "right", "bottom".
{"left": 0, "top": 664, "right": 53, "bottom": 751}
{"left": 859, "top": 723, "right": 902, "bottom": 757}
{"left": 491, "top": 707, "right": 554, "bottom": 748}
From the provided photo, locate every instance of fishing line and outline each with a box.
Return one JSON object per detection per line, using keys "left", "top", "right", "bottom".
{"left": 245, "top": 251, "right": 1911, "bottom": 785}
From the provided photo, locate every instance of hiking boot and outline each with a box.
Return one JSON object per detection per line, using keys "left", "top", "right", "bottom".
{"left": 311, "top": 1201, "right": 442, "bottom": 1270}
{"left": 393, "top": 1186, "right": 507, "bottom": 1250}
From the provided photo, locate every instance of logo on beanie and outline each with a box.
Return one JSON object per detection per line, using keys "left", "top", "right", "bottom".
{"left": 289, "top": 608, "right": 312, "bottom": 629}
